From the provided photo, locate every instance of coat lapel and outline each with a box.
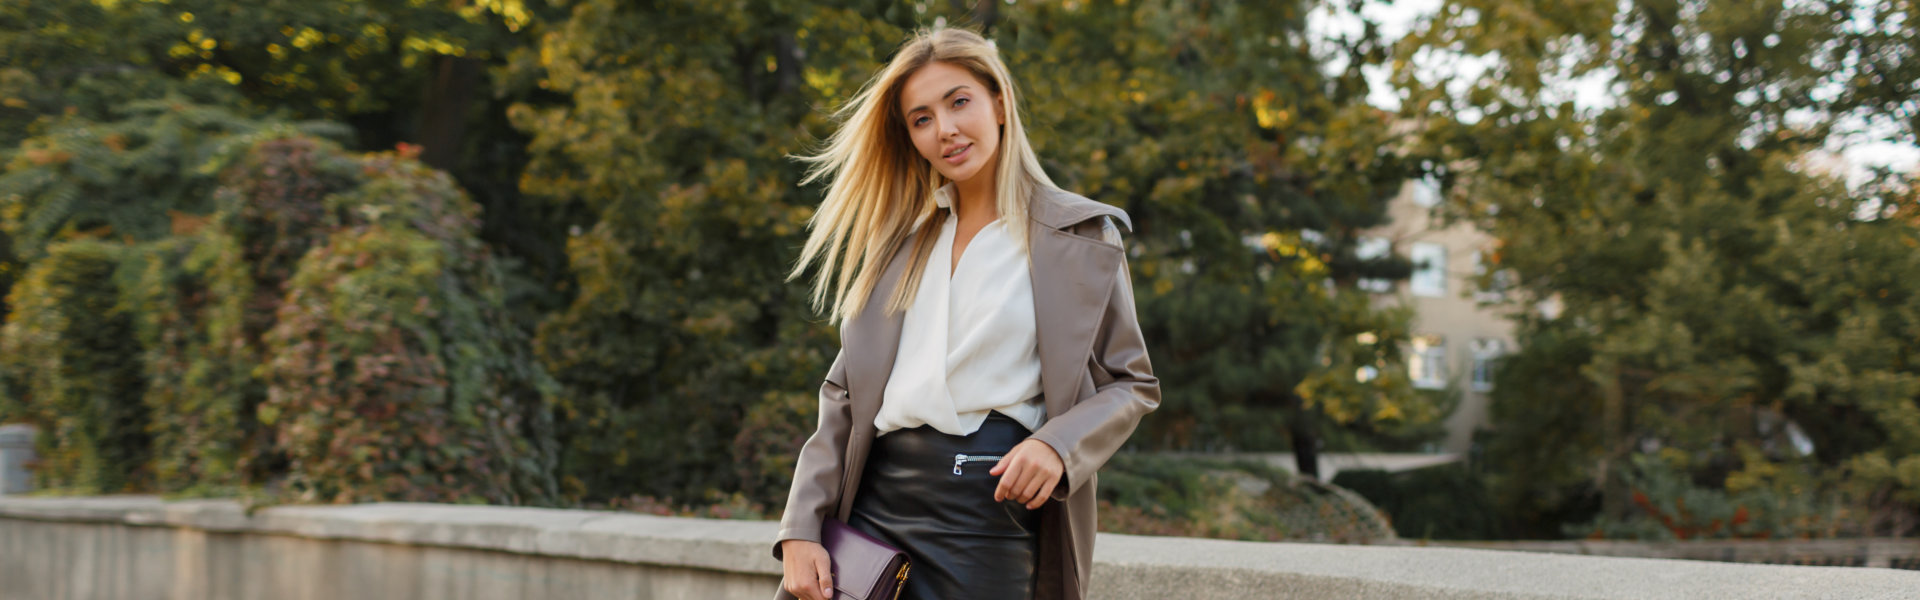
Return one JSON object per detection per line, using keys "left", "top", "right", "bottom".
{"left": 1026, "top": 188, "right": 1127, "bottom": 421}
{"left": 842, "top": 237, "right": 914, "bottom": 431}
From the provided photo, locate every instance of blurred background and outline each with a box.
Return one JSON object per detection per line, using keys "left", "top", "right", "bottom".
{"left": 0, "top": 0, "right": 1915, "bottom": 550}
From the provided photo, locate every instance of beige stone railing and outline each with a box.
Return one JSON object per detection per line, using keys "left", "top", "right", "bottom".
{"left": 4, "top": 495, "right": 1918, "bottom": 599}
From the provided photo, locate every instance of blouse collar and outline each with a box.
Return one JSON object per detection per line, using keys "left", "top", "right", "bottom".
{"left": 932, "top": 182, "right": 956, "bottom": 209}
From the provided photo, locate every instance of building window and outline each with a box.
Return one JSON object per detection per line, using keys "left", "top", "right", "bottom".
{"left": 1471, "top": 250, "right": 1511, "bottom": 303}
{"left": 1471, "top": 338, "right": 1504, "bottom": 392}
{"left": 1356, "top": 236, "right": 1393, "bottom": 293}
{"left": 1410, "top": 334, "right": 1447, "bottom": 390}
{"left": 1410, "top": 242, "right": 1447, "bottom": 297}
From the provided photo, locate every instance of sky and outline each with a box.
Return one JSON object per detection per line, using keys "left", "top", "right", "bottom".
{"left": 1305, "top": 0, "right": 1919, "bottom": 188}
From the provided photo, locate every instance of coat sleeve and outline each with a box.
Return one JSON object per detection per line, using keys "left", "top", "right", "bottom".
{"left": 771, "top": 348, "right": 853, "bottom": 560}
{"left": 1027, "top": 217, "right": 1160, "bottom": 501}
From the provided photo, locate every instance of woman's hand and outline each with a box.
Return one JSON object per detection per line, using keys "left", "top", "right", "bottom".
{"left": 780, "top": 539, "right": 834, "bottom": 600}
{"left": 990, "top": 439, "right": 1064, "bottom": 509}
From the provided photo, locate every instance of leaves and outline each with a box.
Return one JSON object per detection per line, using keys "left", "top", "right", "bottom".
{"left": 1402, "top": 0, "right": 1920, "bottom": 537}
{"left": 259, "top": 143, "right": 559, "bottom": 505}
{"left": 0, "top": 239, "right": 149, "bottom": 493}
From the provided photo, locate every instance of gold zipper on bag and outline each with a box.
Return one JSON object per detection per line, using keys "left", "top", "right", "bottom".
{"left": 890, "top": 563, "right": 911, "bottom": 600}
{"left": 952, "top": 453, "right": 1003, "bottom": 475}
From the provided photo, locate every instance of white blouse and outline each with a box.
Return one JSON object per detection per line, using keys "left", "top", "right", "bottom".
{"left": 874, "top": 185, "right": 1046, "bottom": 436}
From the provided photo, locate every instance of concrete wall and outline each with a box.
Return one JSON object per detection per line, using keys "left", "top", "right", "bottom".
{"left": 5, "top": 496, "right": 1919, "bottom": 600}
{"left": 1439, "top": 537, "right": 1920, "bottom": 569}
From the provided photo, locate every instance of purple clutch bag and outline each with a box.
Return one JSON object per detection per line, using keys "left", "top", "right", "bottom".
{"left": 822, "top": 517, "right": 911, "bottom": 600}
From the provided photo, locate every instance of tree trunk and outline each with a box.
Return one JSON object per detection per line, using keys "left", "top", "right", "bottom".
{"left": 1290, "top": 391, "right": 1320, "bottom": 480}
{"left": 415, "top": 55, "right": 483, "bottom": 171}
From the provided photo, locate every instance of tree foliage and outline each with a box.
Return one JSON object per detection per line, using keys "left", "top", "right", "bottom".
{"left": 0, "top": 0, "right": 525, "bottom": 132}
{"left": 1397, "top": 0, "right": 1920, "bottom": 537}
{"left": 509, "top": 0, "right": 886, "bottom": 505}
{"left": 0, "top": 239, "right": 149, "bottom": 493}
{"left": 0, "top": 99, "right": 345, "bottom": 261}
{"left": 1, "top": 0, "right": 572, "bottom": 321}
{"left": 996, "top": 0, "right": 1433, "bottom": 458}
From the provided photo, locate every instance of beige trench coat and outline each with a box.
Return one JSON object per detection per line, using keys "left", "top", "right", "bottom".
{"left": 772, "top": 185, "right": 1161, "bottom": 600}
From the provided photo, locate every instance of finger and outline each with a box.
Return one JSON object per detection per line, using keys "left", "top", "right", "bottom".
{"left": 1004, "top": 460, "right": 1035, "bottom": 504}
{"left": 1018, "top": 469, "right": 1045, "bottom": 504}
{"left": 991, "top": 442, "right": 1031, "bottom": 476}
{"left": 1026, "top": 479, "right": 1051, "bottom": 509}
{"left": 815, "top": 554, "right": 834, "bottom": 599}
{"left": 994, "top": 459, "right": 1021, "bottom": 502}
{"left": 1031, "top": 474, "right": 1060, "bottom": 509}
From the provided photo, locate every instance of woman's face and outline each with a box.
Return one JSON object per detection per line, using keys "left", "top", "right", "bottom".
{"left": 899, "top": 61, "right": 1004, "bottom": 185}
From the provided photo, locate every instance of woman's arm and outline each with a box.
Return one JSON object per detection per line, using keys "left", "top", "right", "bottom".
{"left": 1025, "top": 217, "right": 1161, "bottom": 501}
{"left": 772, "top": 349, "right": 853, "bottom": 560}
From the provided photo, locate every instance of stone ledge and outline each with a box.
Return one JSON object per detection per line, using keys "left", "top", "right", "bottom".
{"left": 5, "top": 495, "right": 1919, "bottom": 599}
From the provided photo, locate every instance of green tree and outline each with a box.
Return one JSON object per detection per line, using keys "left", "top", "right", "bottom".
{"left": 509, "top": 0, "right": 897, "bottom": 505}
{"left": 1396, "top": 0, "right": 1920, "bottom": 537}
{"left": 0, "top": 0, "right": 524, "bottom": 142}
{"left": 1, "top": 0, "right": 572, "bottom": 321}
{"left": 0, "top": 99, "right": 343, "bottom": 261}
{"left": 996, "top": 1, "right": 1435, "bottom": 469}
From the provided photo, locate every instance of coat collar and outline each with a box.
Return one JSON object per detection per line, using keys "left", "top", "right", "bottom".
{"left": 1026, "top": 184, "right": 1133, "bottom": 232}
{"left": 932, "top": 181, "right": 1132, "bottom": 231}
{"left": 841, "top": 183, "right": 1129, "bottom": 431}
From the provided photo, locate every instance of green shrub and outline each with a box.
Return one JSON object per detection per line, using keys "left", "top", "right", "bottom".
{"left": 123, "top": 137, "right": 360, "bottom": 493}
{"left": 1570, "top": 450, "right": 1866, "bottom": 540}
{"left": 1, "top": 96, "right": 555, "bottom": 503}
{"left": 1098, "top": 453, "right": 1395, "bottom": 543}
{"left": 1332, "top": 465, "right": 1503, "bottom": 540}
{"left": 0, "top": 239, "right": 149, "bottom": 492}
{"left": 258, "top": 148, "right": 558, "bottom": 505}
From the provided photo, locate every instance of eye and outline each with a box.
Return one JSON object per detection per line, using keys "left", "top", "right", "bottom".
{"left": 913, "top": 115, "right": 929, "bottom": 127}
{"left": 953, "top": 97, "right": 969, "bottom": 108}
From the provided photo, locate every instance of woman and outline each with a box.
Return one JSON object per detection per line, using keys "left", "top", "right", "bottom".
{"left": 773, "top": 26, "right": 1159, "bottom": 600}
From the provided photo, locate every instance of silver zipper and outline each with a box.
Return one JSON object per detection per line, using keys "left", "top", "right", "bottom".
{"left": 953, "top": 453, "right": 1003, "bottom": 475}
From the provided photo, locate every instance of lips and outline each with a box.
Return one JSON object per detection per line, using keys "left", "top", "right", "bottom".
{"left": 942, "top": 143, "right": 972, "bottom": 164}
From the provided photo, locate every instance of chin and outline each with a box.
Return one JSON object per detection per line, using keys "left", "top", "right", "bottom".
{"left": 942, "top": 167, "right": 981, "bottom": 184}
{"left": 940, "top": 158, "right": 993, "bottom": 185}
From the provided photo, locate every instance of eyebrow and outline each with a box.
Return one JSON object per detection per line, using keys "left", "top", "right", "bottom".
{"left": 904, "top": 85, "right": 971, "bottom": 117}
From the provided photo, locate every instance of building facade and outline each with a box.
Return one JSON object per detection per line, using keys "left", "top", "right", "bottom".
{"left": 1359, "top": 178, "right": 1519, "bottom": 453}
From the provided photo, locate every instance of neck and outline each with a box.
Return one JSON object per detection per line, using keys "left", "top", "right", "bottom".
{"left": 951, "top": 171, "right": 1000, "bottom": 223}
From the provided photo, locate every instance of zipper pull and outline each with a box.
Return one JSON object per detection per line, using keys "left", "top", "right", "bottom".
{"left": 954, "top": 454, "right": 967, "bottom": 475}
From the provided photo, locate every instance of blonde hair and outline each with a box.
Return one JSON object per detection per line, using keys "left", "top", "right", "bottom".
{"left": 789, "top": 26, "right": 1057, "bottom": 324}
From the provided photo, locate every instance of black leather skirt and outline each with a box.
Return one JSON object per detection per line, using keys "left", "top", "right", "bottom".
{"left": 847, "top": 412, "right": 1041, "bottom": 600}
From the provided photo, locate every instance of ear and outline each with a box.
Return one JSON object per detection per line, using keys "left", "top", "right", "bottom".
{"left": 994, "top": 93, "right": 1006, "bottom": 125}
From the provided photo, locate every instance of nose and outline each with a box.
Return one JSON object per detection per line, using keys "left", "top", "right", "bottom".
{"left": 939, "top": 117, "right": 959, "bottom": 140}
